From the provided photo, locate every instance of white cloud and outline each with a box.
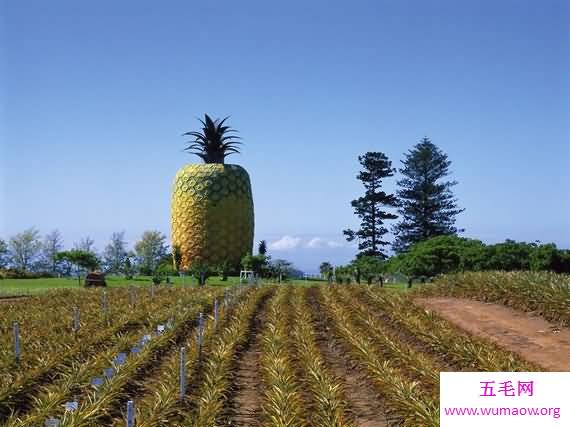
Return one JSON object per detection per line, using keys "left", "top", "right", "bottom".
{"left": 326, "top": 240, "right": 343, "bottom": 248}
{"left": 305, "top": 237, "right": 344, "bottom": 249}
{"left": 268, "top": 235, "right": 302, "bottom": 251}
{"left": 306, "top": 237, "right": 326, "bottom": 248}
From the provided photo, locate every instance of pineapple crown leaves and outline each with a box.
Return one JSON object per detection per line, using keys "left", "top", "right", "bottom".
{"left": 182, "top": 114, "right": 242, "bottom": 164}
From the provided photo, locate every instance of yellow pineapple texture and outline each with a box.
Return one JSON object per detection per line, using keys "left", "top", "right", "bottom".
{"left": 171, "top": 163, "right": 254, "bottom": 270}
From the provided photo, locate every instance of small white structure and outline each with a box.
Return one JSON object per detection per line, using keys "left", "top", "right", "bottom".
{"left": 239, "top": 270, "right": 254, "bottom": 284}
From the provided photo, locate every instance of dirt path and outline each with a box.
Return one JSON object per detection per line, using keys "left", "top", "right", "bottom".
{"left": 309, "top": 288, "right": 389, "bottom": 427}
{"left": 226, "top": 296, "right": 268, "bottom": 426}
{"left": 415, "top": 297, "right": 570, "bottom": 371}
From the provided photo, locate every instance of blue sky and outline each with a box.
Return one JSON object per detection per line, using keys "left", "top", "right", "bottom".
{"left": 1, "top": 0, "right": 568, "bottom": 272}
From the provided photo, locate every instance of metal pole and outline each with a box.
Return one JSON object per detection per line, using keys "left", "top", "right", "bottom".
{"left": 126, "top": 400, "right": 135, "bottom": 427}
{"left": 13, "top": 321, "right": 20, "bottom": 364}
{"left": 73, "top": 307, "right": 80, "bottom": 332}
{"left": 197, "top": 312, "right": 204, "bottom": 351}
{"left": 102, "top": 291, "right": 108, "bottom": 321}
{"left": 179, "top": 346, "right": 186, "bottom": 400}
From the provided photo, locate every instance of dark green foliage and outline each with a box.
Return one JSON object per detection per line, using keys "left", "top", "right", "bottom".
{"left": 268, "top": 258, "right": 299, "bottom": 280}
{"left": 0, "top": 239, "right": 8, "bottom": 269}
{"left": 393, "top": 235, "right": 485, "bottom": 277}
{"left": 555, "top": 250, "right": 570, "bottom": 274}
{"left": 183, "top": 114, "right": 242, "bottom": 164}
{"left": 241, "top": 253, "right": 269, "bottom": 276}
{"left": 351, "top": 255, "right": 385, "bottom": 284}
{"left": 0, "top": 269, "right": 56, "bottom": 279}
{"left": 188, "top": 262, "right": 212, "bottom": 286}
{"left": 343, "top": 152, "right": 398, "bottom": 259}
{"left": 387, "top": 236, "right": 570, "bottom": 277}
{"left": 216, "top": 259, "right": 232, "bottom": 281}
{"left": 156, "top": 261, "right": 176, "bottom": 277}
{"left": 172, "top": 245, "right": 183, "bottom": 272}
{"left": 55, "top": 250, "right": 100, "bottom": 272}
{"left": 393, "top": 137, "right": 464, "bottom": 253}
{"left": 319, "top": 262, "right": 333, "bottom": 275}
{"left": 124, "top": 256, "right": 134, "bottom": 279}
{"left": 484, "top": 240, "right": 532, "bottom": 271}
{"left": 258, "top": 240, "right": 268, "bottom": 256}
{"left": 486, "top": 241, "right": 570, "bottom": 273}
{"left": 334, "top": 265, "right": 353, "bottom": 284}
{"left": 55, "top": 249, "right": 100, "bottom": 285}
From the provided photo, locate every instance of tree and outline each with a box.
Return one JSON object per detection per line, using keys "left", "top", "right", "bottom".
{"left": 351, "top": 256, "right": 385, "bottom": 285}
{"left": 258, "top": 240, "right": 268, "bottom": 255}
{"left": 0, "top": 238, "right": 9, "bottom": 269}
{"left": 343, "top": 152, "right": 398, "bottom": 259}
{"left": 172, "top": 245, "right": 183, "bottom": 272}
{"left": 319, "top": 261, "right": 333, "bottom": 277}
{"left": 334, "top": 265, "right": 353, "bottom": 284}
{"left": 393, "top": 137, "right": 464, "bottom": 252}
{"left": 41, "top": 229, "right": 64, "bottom": 274}
{"left": 396, "top": 235, "right": 485, "bottom": 277}
{"left": 241, "top": 253, "right": 268, "bottom": 275}
{"left": 529, "top": 243, "right": 559, "bottom": 271}
{"left": 188, "top": 262, "right": 212, "bottom": 286}
{"left": 103, "top": 232, "right": 128, "bottom": 274}
{"left": 55, "top": 250, "right": 99, "bottom": 285}
{"left": 216, "top": 259, "right": 232, "bottom": 281}
{"left": 8, "top": 228, "right": 42, "bottom": 271}
{"left": 124, "top": 254, "right": 135, "bottom": 279}
{"left": 74, "top": 236, "right": 96, "bottom": 255}
{"left": 269, "top": 259, "right": 298, "bottom": 280}
{"left": 485, "top": 240, "right": 532, "bottom": 271}
{"left": 134, "top": 230, "right": 168, "bottom": 275}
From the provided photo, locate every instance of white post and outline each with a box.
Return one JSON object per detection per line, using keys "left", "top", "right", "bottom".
{"left": 179, "top": 346, "right": 186, "bottom": 400}
{"left": 13, "top": 321, "right": 20, "bottom": 364}
{"left": 197, "top": 312, "right": 204, "bottom": 350}
{"left": 73, "top": 307, "right": 80, "bottom": 332}
{"left": 126, "top": 400, "right": 135, "bottom": 427}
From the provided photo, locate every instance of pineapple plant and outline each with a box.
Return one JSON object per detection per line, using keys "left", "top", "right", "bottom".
{"left": 171, "top": 114, "right": 254, "bottom": 270}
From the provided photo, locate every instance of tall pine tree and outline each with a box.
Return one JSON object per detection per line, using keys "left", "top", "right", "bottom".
{"left": 393, "top": 137, "right": 464, "bottom": 252}
{"left": 343, "top": 152, "right": 398, "bottom": 259}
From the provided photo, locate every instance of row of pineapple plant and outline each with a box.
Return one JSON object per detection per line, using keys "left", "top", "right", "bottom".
{"left": 55, "top": 290, "right": 220, "bottom": 427}
{"left": 259, "top": 286, "right": 307, "bottom": 427}
{"left": 184, "top": 286, "right": 273, "bottom": 426}
{"left": 289, "top": 287, "right": 354, "bottom": 427}
{"left": 117, "top": 286, "right": 251, "bottom": 427}
{"left": 318, "top": 287, "right": 440, "bottom": 427}
{"left": 363, "top": 286, "right": 538, "bottom": 371}
{"left": 0, "top": 287, "right": 210, "bottom": 422}
{"left": 6, "top": 330, "right": 143, "bottom": 427}
{"left": 416, "top": 271, "right": 570, "bottom": 327}
{"left": 0, "top": 286, "right": 188, "bottom": 375}
{"left": 121, "top": 296, "right": 228, "bottom": 427}
{"left": 5, "top": 288, "right": 221, "bottom": 427}
{"left": 333, "top": 286, "right": 441, "bottom": 395}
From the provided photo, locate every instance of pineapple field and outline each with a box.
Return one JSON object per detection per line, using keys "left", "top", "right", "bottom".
{"left": 1, "top": 272, "right": 568, "bottom": 427}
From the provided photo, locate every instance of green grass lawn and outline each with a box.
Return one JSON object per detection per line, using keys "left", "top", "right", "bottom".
{"left": 0, "top": 275, "right": 412, "bottom": 297}
{"left": 0, "top": 275, "right": 336, "bottom": 296}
